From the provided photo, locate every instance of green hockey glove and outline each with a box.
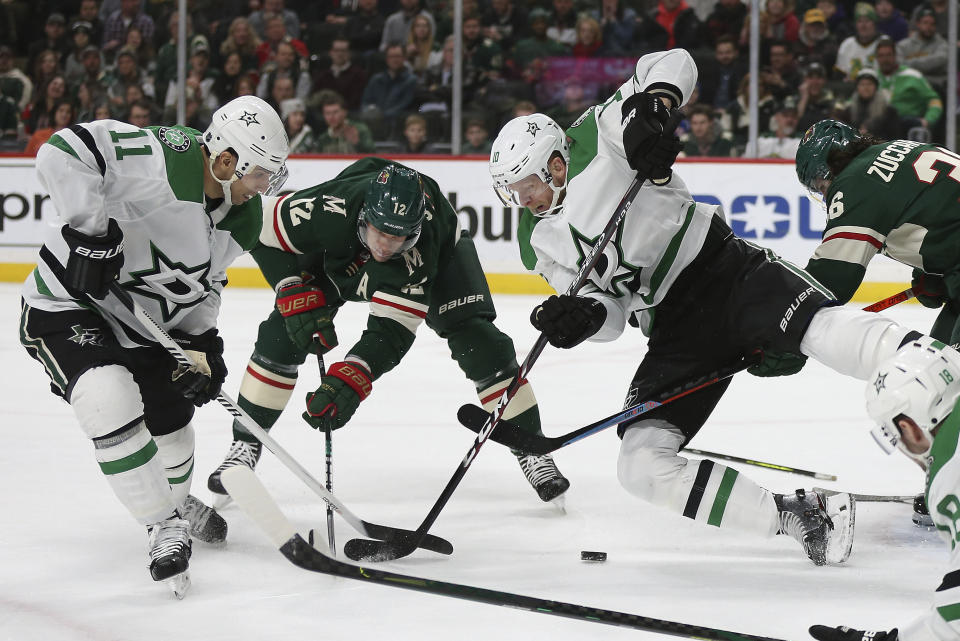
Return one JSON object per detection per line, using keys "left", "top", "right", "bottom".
{"left": 303, "top": 361, "right": 373, "bottom": 431}
{"left": 747, "top": 350, "right": 807, "bottom": 377}
{"left": 911, "top": 268, "right": 946, "bottom": 309}
{"left": 275, "top": 277, "right": 338, "bottom": 354}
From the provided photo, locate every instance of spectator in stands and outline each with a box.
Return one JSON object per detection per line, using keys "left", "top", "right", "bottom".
{"left": 512, "top": 100, "right": 536, "bottom": 118}
{"left": 93, "top": 100, "right": 111, "bottom": 120}
{"left": 255, "top": 15, "right": 309, "bottom": 68}
{"left": 27, "top": 13, "right": 69, "bottom": 73}
{"left": 236, "top": 74, "right": 256, "bottom": 97}
{"left": 161, "top": 36, "right": 216, "bottom": 122}
{"left": 699, "top": 35, "right": 746, "bottom": 111}
{"left": 381, "top": 0, "right": 435, "bottom": 52}
{"left": 71, "top": 0, "right": 104, "bottom": 47}
{"left": 0, "top": 94, "right": 20, "bottom": 140}
{"left": 102, "top": 0, "right": 154, "bottom": 61}
{"left": 572, "top": 15, "right": 603, "bottom": 58}
{"left": 703, "top": 0, "right": 746, "bottom": 48}
{"left": 75, "top": 80, "right": 104, "bottom": 122}
{"left": 362, "top": 44, "right": 418, "bottom": 137}
{"left": 123, "top": 25, "right": 154, "bottom": 72}
{"left": 257, "top": 40, "right": 310, "bottom": 102}
{"left": 344, "top": 0, "right": 386, "bottom": 58}
{"left": 0, "top": 45, "right": 33, "bottom": 112}
{"left": 723, "top": 72, "right": 776, "bottom": 150}
{"left": 417, "top": 35, "right": 459, "bottom": 112}
{"left": 875, "top": 36, "right": 943, "bottom": 139}
{"left": 464, "top": 14, "right": 503, "bottom": 82}
{"left": 910, "top": 0, "right": 950, "bottom": 40}
{"left": 817, "top": 0, "right": 850, "bottom": 40}
{"left": 65, "top": 22, "right": 95, "bottom": 89}
{"left": 435, "top": 0, "right": 479, "bottom": 42}
{"left": 511, "top": 8, "right": 568, "bottom": 75}
{"left": 641, "top": 0, "right": 702, "bottom": 51}
{"left": 406, "top": 14, "right": 435, "bottom": 76}
{"left": 763, "top": 40, "right": 803, "bottom": 101}
{"left": 25, "top": 99, "right": 74, "bottom": 155}
{"left": 248, "top": 0, "right": 300, "bottom": 40}
{"left": 268, "top": 75, "right": 295, "bottom": 113}
{"left": 764, "top": 0, "right": 800, "bottom": 42}
{"left": 546, "top": 82, "right": 591, "bottom": 129}
{"left": 898, "top": 7, "right": 948, "bottom": 90}
{"left": 108, "top": 48, "right": 153, "bottom": 113}
{"left": 796, "top": 62, "right": 836, "bottom": 132}
{"left": 400, "top": 113, "right": 437, "bottom": 153}
{"left": 24, "top": 74, "right": 67, "bottom": 134}
{"left": 31, "top": 50, "right": 62, "bottom": 97}
{"left": 312, "top": 38, "right": 367, "bottom": 113}
{"left": 212, "top": 52, "right": 248, "bottom": 103}
{"left": 836, "top": 2, "right": 881, "bottom": 81}
{"left": 218, "top": 16, "right": 260, "bottom": 72}
{"left": 154, "top": 11, "right": 192, "bottom": 106}
{"left": 793, "top": 8, "right": 839, "bottom": 73}
{"left": 483, "top": 0, "right": 529, "bottom": 55}
{"left": 126, "top": 97, "right": 152, "bottom": 127}
{"left": 756, "top": 97, "right": 800, "bottom": 158}
{"left": 315, "top": 91, "right": 374, "bottom": 154}
{"left": 462, "top": 118, "right": 492, "bottom": 154}
{"left": 546, "top": 0, "right": 578, "bottom": 47}
{"left": 875, "top": 0, "right": 908, "bottom": 42}
{"left": 681, "top": 104, "right": 733, "bottom": 157}
{"left": 279, "top": 97, "right": 317, "bottom": 153}
{"left": 838, "top": 67, "right": 900, "bottom": 138}
{"left": 75, "top": 45, "right": 109, "bottom": 100}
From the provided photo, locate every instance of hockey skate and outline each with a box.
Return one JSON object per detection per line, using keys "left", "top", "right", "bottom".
{"left": 775, "top": 488, "right": 855, "bottom": 566}
{"left": 147, "top": 517, "right": 192, "bottom": 599}
{"left": 207, "top": 439, "right": 263, "bottom": 508}
{"left": 913, "top": 493, "right": 934, "bottom": 528}
{"left": 516, "top": 452, "right": 570, "bottom": 506}
{"left": 181, "top": 494, "right": 228, "bottom": 544}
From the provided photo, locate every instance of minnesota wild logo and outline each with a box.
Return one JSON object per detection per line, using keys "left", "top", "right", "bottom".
{"left": 157, "top": 127, "right": 191, "bottom": 152}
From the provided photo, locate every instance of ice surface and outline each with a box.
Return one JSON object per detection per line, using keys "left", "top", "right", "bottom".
{"left": 1, "top": 283, "right": 946, "bottom": 641}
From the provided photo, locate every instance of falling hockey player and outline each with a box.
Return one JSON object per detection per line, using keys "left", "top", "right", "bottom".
{"left": 18, "top": 96, "right": 290, "bottom": 596}
{"left": 486, "top": 48, "right": 956, "bottom": 565}
{"left": 807, "top": 339, "right": 960, "bottom": 641}
{"left": 205, "top": 159, "right": 570, "bottom": 507}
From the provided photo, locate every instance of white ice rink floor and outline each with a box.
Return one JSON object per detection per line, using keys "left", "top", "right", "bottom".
{"left": 0, "top": 283, "right": 948, "bottom": 641}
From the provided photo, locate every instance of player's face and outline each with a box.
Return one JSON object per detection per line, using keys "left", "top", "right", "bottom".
{"left": 229, "top": 165, "right": 288, "bottom": 202}
{"left": 896, "top": 417, "right": 932, "bottom": 466}
{"left": 365, "top": 226, "right": 407, "bottom": 262}
{"left": 506, "top": 174, "right": 554, "bottom": 213}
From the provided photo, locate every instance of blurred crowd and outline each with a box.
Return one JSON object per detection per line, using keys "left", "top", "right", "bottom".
{"left": 0, "top": 0, "right": 954, "bottom": 157}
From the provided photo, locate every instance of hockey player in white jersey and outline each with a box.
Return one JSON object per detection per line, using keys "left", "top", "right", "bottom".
{"left": 488, "top": 48, "right": 951, "bottom": 565}
{"left": 808, "top": 340, "right": 960, "bottom": 641}
{"left": 18, "top": 95, "right": 289, "bottom": 596}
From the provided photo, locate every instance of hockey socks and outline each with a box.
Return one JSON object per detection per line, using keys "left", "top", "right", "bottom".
{"left": 233, "top": 355, "right": 299, "bottom": 441}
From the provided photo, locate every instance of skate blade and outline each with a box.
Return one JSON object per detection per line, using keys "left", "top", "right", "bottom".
{"left": 550, "top": 494, "right": 567, "bottom": 514}
{"left": 166, "top": 571, "right": 191, "bottom": 599}
{"left": 824, "top": 493, "right": 856, "bottom": 565}
{"left": 212, "top": 493, "right": 233, "bottom": 510}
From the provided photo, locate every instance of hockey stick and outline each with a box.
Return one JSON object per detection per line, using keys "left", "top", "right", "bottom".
{"left": 457, "top": 356, "right": 757, "bottom": 455}
{"left": 344, "top": 170, "right": 654, "bottom": 563}
{"left": 105, "top": 282, "right": 452, "bottom": 556}
{"left": 313, "top": 342, "right": 335, "bottom": 556}
{"left": 684, "top": 449, "right": 837, "bottom": 481}
{"left": 862, "top": 287, "right": 915, "bottom": 313}
{"left": 222, "top": 466, "right": 788, "bottom": 641}
{"left": 813, "top": 487, "right": 915, "bottom": 503}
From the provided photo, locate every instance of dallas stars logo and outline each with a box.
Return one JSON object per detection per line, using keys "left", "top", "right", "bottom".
{"left": 122, "top": 243, "right": 211, "bottom": 322}
{"left": 569, "top": 224, "right": 638, "bottom": 298}
{"left": 239, "top": 111, "right": 260, "bottom": 127}
{"left": 526, "top": 121, "right": 541, "bottom": 136}
{"left": 874, "top": 372, "right": 887, "bottom": 393}
{"left": 67, "top": 324, "right": 104, "bottom": 347}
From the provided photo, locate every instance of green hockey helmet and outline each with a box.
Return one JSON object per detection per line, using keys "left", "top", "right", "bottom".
{"left": 358, "top": 164, "right": 427, "bottom": 260}
{"left": 796, "top": 119, "right": 860, "bottom": 193}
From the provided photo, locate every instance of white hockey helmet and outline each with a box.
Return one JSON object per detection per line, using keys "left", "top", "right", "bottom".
{"left": 202, "top": 95, "right": 290, "bottom": 205}
{"left": 865, "top": 339, "right": 960, "bottom": 466}
{"left": 489, "top": 113, "right": 570, "bottom": 217}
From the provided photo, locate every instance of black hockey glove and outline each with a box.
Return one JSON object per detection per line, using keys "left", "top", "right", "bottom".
{"left": 61, "top": 218, "right": 124, "bottom": 299}
{"left": 809, "top": 625, "right": 898, "bottom": 641}
{"left": 169, "top": 328, "right": 227, "bottom": 406}
{"left": 531, "top": 294, "right": 607, "bottom": 349}
{"left": 620, "top": 92, "right": 683, "bottom": 182}
{"left": 747, "top": 350, "right": 807, "bottom": 377}
{"left": 912, "top": 268, "right": 947, "bottom": 309}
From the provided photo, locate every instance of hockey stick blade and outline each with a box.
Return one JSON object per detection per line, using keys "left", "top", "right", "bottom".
{"left": 458, "top": 357, "right": 756, "bottom": 455}
{"left": 227, "top": 466, "right": 786, "bottom": 641}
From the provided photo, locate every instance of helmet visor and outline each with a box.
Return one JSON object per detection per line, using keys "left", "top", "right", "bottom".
{"left": 495, "top": 173, "right": 554, "bottom": 214}
{"left": 238, "top": 163, "right": 289, "bottom": 197}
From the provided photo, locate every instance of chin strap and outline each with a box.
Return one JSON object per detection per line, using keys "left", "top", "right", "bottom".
{"left": 207, "top": 152, "right": 239, "bottom": 207}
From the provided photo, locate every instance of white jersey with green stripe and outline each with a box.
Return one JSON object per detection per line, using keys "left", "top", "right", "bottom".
{"left": 21, "top": 120, "right": 263, "bottom": 347}
{"left": 518, "top": 49, "right": 723, "bottom": 339}
{"left": 902, "top": 403, "right": 960, "bottom": 641}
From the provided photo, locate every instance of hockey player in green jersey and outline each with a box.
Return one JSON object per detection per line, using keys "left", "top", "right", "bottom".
{"left": 486, "top": 48, "right": 960, "bottom": 566}
{"left": 205, "top": 158, "right": 570, "bottom": 506}
{"left": 18, "top": 95, "right": 290, "bottom": 596}
{"left": 808, "top": 339, "right": 960, "bottom": 641}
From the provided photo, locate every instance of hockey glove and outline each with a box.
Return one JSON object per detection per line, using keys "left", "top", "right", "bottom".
{"left": 61, "top": 218, "right": 124, "bottom": 299}
{"left": 809, "top": 625, "right": 898, "bottom": 641}
{"left": 531, "top": 294, "right": 607, "bottom": 349}
{"left": 747, "top": 350, "right": 807, "bottom": 377}
{"left": 275, "top": 277, "right": 338, "bottom": 354}
{"left": 303, "top": 361, "right": 373, "bottom": 431}
{"left": 620, "top": 92, "right": 683, "bottom": 182}
{"left": 169, "top": 328, "right": 227, "bottom": 406}
{"left": 912, "top": 268, "right": 947, "bottom": 309}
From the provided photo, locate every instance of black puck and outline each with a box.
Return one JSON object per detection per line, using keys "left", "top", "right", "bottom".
{"left": 581, "top": 550, "right": 607, "bottom": 562}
